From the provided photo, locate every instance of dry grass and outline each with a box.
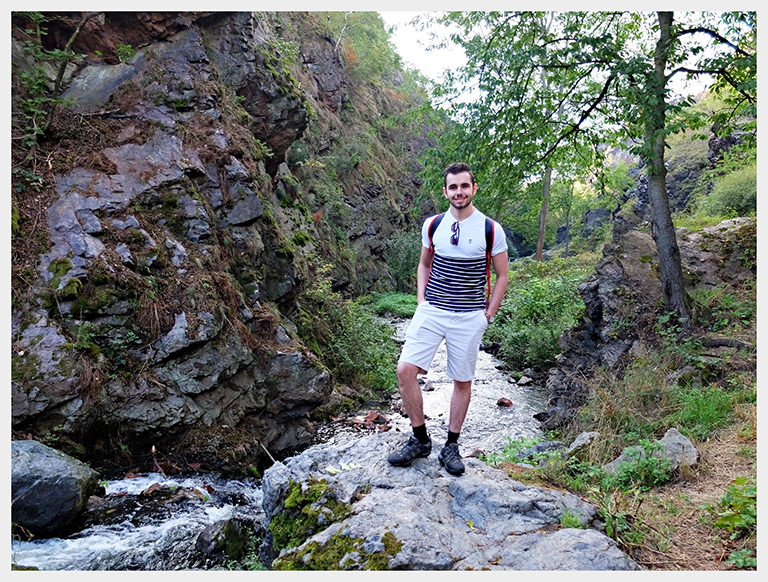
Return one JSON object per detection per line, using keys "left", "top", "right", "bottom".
{"left": 496, "top": 406, "right": 756, "bottom": 571}
{"left": 629, "top": 421, "right": 756, "bottom": 570}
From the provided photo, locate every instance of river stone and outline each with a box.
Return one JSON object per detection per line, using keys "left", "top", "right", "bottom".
{"left": 567, "top": 431, "right": 600, "bottom": 460}
{"left": 603, "top": 428, "right": 698, "bottom": 475}
{"left": 261, "top": 431, "right": 640, "bottom": 571}
{"left": 196, "top": 518, "right": 248, "bottom": 560}
{"left": 12, "top": 440, "right": 102, "bottom": 537}
{"left": 657, "top": 428, "right": 699, "bottom": 468}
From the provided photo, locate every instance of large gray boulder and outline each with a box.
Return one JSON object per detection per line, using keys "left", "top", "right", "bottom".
{"left": 260, "top": 431, "right": 641, "bottom": 571}
{"left": 11, "top": 440, "right": 102, "bottom": 537}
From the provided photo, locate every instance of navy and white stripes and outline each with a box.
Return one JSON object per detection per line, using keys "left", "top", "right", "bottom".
{"left": 425, "top": 253, "right": 488, "bottom": 311}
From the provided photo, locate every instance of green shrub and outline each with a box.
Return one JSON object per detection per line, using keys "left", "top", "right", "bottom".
{"left": 726, "top": 549, "right": 756, "bottom": 569}
{"left": 480, "top": 435, "right": 544, "bottom": 466}
{"left": 366, "top": 292, "right": 417, "bottom": 318}
{"left": 697, "top": 162, "right": 756, "bottom": 217}
{"left": 297, "top": 261, "right": 398, "bottom": 393}
{"left": 706, "top": 477, "right": 756, "bottom": 540}
{"left": 611, "top": 440, "right": 673, "bottom": 492}
{"left": 485, "top": 257, "right": 589, "bottom": 370}
{"left": 115, "top": 43, "right": 136, "bottom": 63}
{"left": 688, "top": 285, "right": 755, "bottom": 333}
{"left": 382, "top": 228, "right": 422, "bottom": 293}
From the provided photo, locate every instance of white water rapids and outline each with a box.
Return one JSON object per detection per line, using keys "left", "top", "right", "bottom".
{"left": 11, "top": 473, "right": 263, "bottom": 570}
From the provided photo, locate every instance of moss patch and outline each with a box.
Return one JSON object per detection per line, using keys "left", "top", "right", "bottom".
{"left": 48, "top": 257, "right": 73, "bottom": 290}
{"left": 268, "top": 477, "right": 352, "bottom": 551}
{"left": 272, "top": 530, "right": 402, "bottom": 571}
{"left": 12, "top": 351, "right": 43, "bottom": 385}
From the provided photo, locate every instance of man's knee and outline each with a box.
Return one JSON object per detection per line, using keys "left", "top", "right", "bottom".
{"left": 397, "top": 361, "right": 422, "bottom": 384}
{"left": 453, "top": 380, "right": 472, "bottom": 392}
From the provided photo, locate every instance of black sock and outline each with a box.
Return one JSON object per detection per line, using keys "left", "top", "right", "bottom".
{"left": 446, "top": 431, "right": 460, "bottom": 445}
{"left": 412, "top": 423, "right": 429, "bottom": 444}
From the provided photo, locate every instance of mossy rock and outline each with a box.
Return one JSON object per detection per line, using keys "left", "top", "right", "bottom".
{"left": 48, "top": 257, "right": 73, "bottom": 290}
{"left": 272, "top": 530, "right": 402, "bottom": 571}
{"left": 268, "top": 477, "right": 352, "bottom": 551}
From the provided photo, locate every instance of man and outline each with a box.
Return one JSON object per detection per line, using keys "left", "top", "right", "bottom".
{"left": 388, "top": 162, "right": 509, "bottom": 476}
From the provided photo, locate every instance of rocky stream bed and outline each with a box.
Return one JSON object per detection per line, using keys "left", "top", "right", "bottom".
{"left": 12, "top": 319, "right": 657, "bottom": 571}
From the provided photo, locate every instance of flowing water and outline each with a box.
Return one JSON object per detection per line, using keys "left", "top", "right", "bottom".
{"left": 317, "top": 318, "right": 548, "bottom": 456}
{"left": 11, "top": 318, "right": 547, "bottom": 570}
{"left": 11, "top": 473, "right": 264, "bottom": 570}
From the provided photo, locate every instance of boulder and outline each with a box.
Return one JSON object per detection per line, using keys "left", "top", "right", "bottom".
{"left": 567, "top": 431, "right": 600, "bottom": 460}
{"left": 260, "top": 431, "right": 640, "bottom": 571}
{"left": 602, "top": 428, "right": 698, "bottom": 475}
{"left": 195, "top": 518, "right": 248, "bottom": 560}
{"left": 11, "top": 440, "right": 102, "bottom": 537}
{"left": 582, "top": 208, "right": 612, "bottom": 236}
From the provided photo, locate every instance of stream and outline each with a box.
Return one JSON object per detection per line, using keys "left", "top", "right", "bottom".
{"left": 11, "top": 318, "right": 547, "bottom": 571}
{"left": 316, "top": 318, "right": 548, "bottom": 455}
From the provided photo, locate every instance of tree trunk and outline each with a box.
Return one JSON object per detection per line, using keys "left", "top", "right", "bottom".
{"left": 534, "top": 13, "right": 556, "bottom": 262}
{"left": 563, "top": 183, "right": 573, "bottom": 257}
{"left": 535, "top": 166, "right": 553, "bottom": 261}
{"left": 644, "top": 11, "right": 691, "bottom": 328}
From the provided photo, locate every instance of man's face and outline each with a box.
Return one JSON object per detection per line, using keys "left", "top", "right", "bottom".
{"left": 443, "top": 171, "right": 478, "bottom": 210}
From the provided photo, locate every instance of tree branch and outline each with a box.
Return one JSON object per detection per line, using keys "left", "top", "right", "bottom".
{"left": 668, "top": 66, "right": 756, "bottom": 104}
{"left": 334, "top": 12, "right": 353, "bottom": 53}
{"left": 674, "top": 26, "right": 751, "bottom": 57}
{"left": 535, "top": 73, "right": 615, "bottom": 165}
{"left": 45, "top": 11, "right": 103, "bottom": 133}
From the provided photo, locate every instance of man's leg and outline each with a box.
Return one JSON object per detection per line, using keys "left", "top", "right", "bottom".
{"left": 397, "top": 361, "right": 426, "bottom": 427}
{"left": 388, "top": 361, "right": 433, "bottom": 467}
{"left": 440, "top": 310, "right": 486, "bottom": 476}
{"left": 389, "top": 303, "right": 445, "bottom": 467}
{"left": 448, "top": 379, "right": 472, "bottom": 434}
{"left": 437, "top": 380, "right": 471, "bottom": 475}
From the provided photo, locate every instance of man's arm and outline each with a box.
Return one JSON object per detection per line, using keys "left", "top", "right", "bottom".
{"left": 485, "top": 251, "right": 509, "bottom": 321}
{"left": 415, "top": 246, "right": 434, "bottom": 304}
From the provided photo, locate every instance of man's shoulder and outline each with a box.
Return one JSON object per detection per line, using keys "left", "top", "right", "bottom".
{"left": 473, "top": 209, "right": 503, "bottom": 229}
{"left": 427, "top": 212, "right": 446, "bottom": 221}
{"left": 467, "top": 209, "right": 494, "bottom": 228}
{"left": 423, "top": 212, "right": 446, "bottom": 231}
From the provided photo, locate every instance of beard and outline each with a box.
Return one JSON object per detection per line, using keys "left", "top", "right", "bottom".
{"left": 449, "top": 197, "right": 471, "bottom": 210}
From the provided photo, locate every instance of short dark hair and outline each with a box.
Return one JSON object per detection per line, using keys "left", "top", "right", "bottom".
{"left": 444, "top": 162, "right": 475, "bottom": 188}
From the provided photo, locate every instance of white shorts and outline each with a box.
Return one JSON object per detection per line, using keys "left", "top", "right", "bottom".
{"left": 398, "top": 301, "right": 488, "bottom": 382}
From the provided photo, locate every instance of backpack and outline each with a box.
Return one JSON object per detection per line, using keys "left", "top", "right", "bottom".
{"left": 427, "top": 212, "right": 495, "bottom": 306}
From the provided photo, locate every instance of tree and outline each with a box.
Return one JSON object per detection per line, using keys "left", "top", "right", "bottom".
{"left": 642, "top": 12, "right": 690, "bottom": 325}
{"left": 631, "top": 11, "right": 755, "bottom": 327}
{"left": 13, "top": 11, "right": 101, "bottom": 151}
{"left": 424, "top": 11, "right": 634, "bottom": 246}
{"left": 423, "top": 10, "right": 756, "bottom": 328}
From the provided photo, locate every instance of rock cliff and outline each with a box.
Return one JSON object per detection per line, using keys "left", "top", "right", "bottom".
{"left": 539, "top": 216, "right": 756, "bottom": 429}
{"left": 11, "top": 11, "right": 432, "bottom": 472}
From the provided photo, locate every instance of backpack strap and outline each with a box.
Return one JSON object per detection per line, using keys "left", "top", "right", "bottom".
{"left": 427, "top": 212, "right": 445, "bottom": 253}
{"left": 485, "top": 217, "right": 494, "bottom": 307}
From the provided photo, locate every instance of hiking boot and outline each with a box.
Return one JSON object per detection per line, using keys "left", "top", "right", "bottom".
{"left": 388, "top": 435, "right": 432, "bottom": 467}
{"left": 438, "top": 442, "right": 465, "bottom": 475}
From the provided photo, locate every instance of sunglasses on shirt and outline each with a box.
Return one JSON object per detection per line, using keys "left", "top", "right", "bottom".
{"left": 450, "top": 221, "right": 459, "bottom": 246}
